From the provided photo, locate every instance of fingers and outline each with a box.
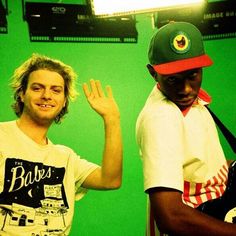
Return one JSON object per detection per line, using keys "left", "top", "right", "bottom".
{"left": 106, "top": 85, "right": 113, "bottom": 98}
{"left": 83, "top": 80, "right": 98, "bottom": 99}
{"left": 90, "top": 79, "right": 100, "bottom": 98}
{"left": 95, "top": 80, "right": 105, "bottom": 97}
{"left": 82, "top": 83, "right": 90, "bottom": 98}
{"left": 83, "top": 79, "right": 111, "bottom": 98}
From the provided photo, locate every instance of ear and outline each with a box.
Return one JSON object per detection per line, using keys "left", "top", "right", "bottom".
{"left": 147, "top": 64, "right": 158, "bottom": 82}
{"left": 19, "top": 90, "right": 25, "bottom": 103}
{"left": 63, "top": 98, "right": 67, "bottom": 108}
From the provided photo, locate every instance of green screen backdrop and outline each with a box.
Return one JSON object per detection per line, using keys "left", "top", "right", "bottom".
{"left": 0, "top": 1, "right": 236, "bottom": 235}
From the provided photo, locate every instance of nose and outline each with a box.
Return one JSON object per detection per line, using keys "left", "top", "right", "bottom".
{"left": 41, "top": 88, "right": 52, "bottom": 100}
{"left": 178, "top": 80, "right": 192, "bottom": 96}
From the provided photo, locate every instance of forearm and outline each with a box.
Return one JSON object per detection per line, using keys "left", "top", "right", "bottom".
{"left": 149, "top": 190, "right": 236, "bottom": 236}
{"left": 166, "top": 202, "right": 236, "bottom": 236}
{"left": 101, "top": 115, "right": 122, "bottom": 189}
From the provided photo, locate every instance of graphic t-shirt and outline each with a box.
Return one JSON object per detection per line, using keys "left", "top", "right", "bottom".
{"left": 0, "top": 121, "right": 98, "bottom": 236}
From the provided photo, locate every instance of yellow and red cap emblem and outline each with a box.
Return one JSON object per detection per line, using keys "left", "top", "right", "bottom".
{"left": 170, "top": 31, "right": 190, "bottom": 54}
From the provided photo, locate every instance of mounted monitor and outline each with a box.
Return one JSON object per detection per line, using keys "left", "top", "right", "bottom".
{"left": 156, "top": 0, "right": 236, "bottom": 40}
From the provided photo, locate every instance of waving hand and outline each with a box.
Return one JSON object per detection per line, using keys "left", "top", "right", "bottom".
{"left": 82, "top": 79, "right": 122, "bottom": 190}
{"left": 83, "top": 79, "right": 120, "bottom": 120}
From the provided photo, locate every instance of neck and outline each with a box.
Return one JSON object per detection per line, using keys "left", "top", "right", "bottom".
{"left": 17, "top": 115, "right": 51, "bottom": 145}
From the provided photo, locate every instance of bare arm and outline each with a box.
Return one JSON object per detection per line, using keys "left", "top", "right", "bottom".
{"left": 149, "top": 188, "right": 236, "bottom": 235}
{"left": 81, "top": 79, "right": 122, "bottom": 190}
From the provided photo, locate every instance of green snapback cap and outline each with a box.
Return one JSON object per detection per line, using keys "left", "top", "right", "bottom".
{"left": 148, "top": 21, "right": 213, "bottom": 75}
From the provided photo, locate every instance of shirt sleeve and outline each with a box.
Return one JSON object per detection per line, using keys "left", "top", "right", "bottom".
{"left": 69, "top": 150, "right": 99, "bottom": 201}
{"left": 138, "top": 106, "right": 186, "bottom": 193}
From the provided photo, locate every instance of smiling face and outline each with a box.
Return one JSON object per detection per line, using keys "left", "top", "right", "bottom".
{"left": 20, "top": 69, "right": 66, "bottom": 126}
{"left": 157, "top": 68, "right": 202, "bottom": 110}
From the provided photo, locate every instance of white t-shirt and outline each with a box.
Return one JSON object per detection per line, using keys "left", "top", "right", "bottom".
{"left": 136, "top": 86, "right": 228, "bottom": 236}
{"left": 0, "top": 121, "right": 98, "bottom": 236}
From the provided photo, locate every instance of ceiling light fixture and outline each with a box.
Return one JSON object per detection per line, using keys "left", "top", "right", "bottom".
{"left": 88, "top": 0, "right": 205, "bottom": 17}
{"left": 23, "top": 2, "right": 138, "bottom": 43}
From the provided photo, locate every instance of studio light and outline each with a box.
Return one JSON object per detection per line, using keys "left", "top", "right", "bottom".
{"left": 88, "top": 0, "right": 205, "bottom": 17}
{"left": 24, "top": 2, "right": 138, "bottom": 43}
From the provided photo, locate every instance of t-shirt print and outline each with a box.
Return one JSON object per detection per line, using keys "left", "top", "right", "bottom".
{"left": 0, "top": 158, "right": 69, "bottom": 235}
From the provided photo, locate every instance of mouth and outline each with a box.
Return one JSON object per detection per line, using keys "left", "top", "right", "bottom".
{"left": 37, "top": 104, "right": 55, "bottom": 109}
{"left": 175, "top": 97, "right": 195, "bottom": 106}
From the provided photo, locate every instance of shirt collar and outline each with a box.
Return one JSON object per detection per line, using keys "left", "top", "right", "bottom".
{"left": 181, "top": 88, "right": 211, "bottom": 116}
{"left": 156, "top": 84, "right": 211, "bottom": 116}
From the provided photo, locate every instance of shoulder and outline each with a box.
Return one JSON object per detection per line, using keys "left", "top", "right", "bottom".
{"left": 52, "top": 143, "right": 76, "bottom": 155}
{"left": 136, "top": 89, "right": 184, "bottom": 140}
{"left": 48, "top": 144, "right": 84, "bottom": 164}
{"left": 0, "top": 120, "right": 17, "bottom": 133}
{"left": 137, "top": 89, "right": 182, "bottom": 127}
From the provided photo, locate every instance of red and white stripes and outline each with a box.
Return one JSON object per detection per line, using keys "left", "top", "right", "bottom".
{"left": 183, "top": 164, "right": 228, "bottom": 208}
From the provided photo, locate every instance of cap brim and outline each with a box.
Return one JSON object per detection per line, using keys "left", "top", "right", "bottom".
{"left": 152, "top": 54, "right": 213, "bottom": 75}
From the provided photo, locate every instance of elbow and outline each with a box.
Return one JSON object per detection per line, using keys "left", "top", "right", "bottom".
{"left": 153, "top": 212, "right": 173, "bottom": 233}
{"left": 103, "top": 178, "right": 122, "bottom": 190}
{"left": 155, "top": 215, "right": 181, "bottom": 235}
{"left": 113, "top": 179, "right": 122, "bottom": 189}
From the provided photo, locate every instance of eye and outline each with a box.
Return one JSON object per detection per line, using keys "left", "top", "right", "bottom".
{"left": 31, "top": 86, "right": 41, "bottom": 91}
{"left": 187, "top": 69, "right": 201, "bottom": 81}
{"left": 188, "top": 72, "right": 198, "bottom": 80}
{"left": 166, "top": 76, "right": 178, "bottom": 84}
{"left": 52, "top": 87, "right": 63, "bottom": 94}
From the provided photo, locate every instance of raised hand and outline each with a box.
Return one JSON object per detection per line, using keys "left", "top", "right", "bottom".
{"left": 83, "top": 79, "right": 120, "bottom": 120}
{"left": 82, "top": 79, "right": 122, "bottom": 190}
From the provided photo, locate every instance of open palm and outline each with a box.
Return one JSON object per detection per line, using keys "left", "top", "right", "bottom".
{"left": 83, "top": 80, "right": 120, "bottom": 119}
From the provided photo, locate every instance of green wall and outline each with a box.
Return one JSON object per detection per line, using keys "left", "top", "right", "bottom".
{"left": 0, "top": 1, "right": 236, "bottom": 235}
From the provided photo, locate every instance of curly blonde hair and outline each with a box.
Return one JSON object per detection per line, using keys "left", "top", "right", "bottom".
{"left": 11, "top": 53, "right": 78, "bottom": 123}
